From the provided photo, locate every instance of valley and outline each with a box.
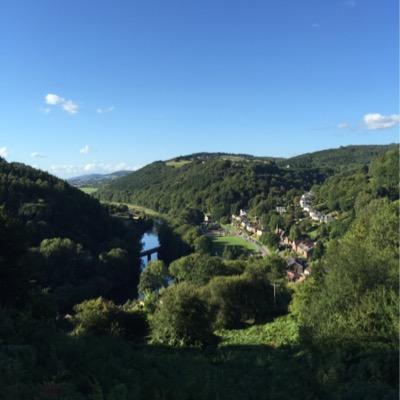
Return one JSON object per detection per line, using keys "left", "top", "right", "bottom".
{"left": 0, "top": 144, "right": 398, "bottom": 399}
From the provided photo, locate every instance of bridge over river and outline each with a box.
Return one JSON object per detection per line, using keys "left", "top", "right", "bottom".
{"left": 140, "top": 246, "right": 161, "bottom": 262}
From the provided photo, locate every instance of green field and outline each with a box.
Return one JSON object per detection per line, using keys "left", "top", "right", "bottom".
{"left": 80, "top": 186, "right": 98, "bottom": 194}
{"left": 211, "top": 235, "right": 257, "bottom": 252}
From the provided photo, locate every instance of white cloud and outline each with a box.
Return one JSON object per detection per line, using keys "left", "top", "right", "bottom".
{"left": 49, "top": 162, "right": 139, "bottom": 178}
{"left": 80, "top": 145, "right": 91, "bottom": 154}
{"left": 45, "top": 93, "right": 64, "bottom": 105}
{"left": 44, "top": 93, "right": 79, "bottom": 114}
{"left": 30, "top": 152, "right": 46, "bottom": 158}
{"left": 337, "top": 122, "right": 349, "bottom": 129}
{"left": 96, "top": 106, "right": 114, "bottom": 114}
{"left": 363, "top": 113, "right": 400, "bottom": 130}
{"left": 62, "top": 100, "right": 79, "bottom": 114}
{"left": 0, "top": 147, "right": 8, "bottom": 158}
{"left": 83, "top": 163, "right": 97, "bottom": 172}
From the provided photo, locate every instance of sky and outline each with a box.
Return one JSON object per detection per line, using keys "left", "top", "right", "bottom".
{"left": 0, "top": 0, "right": 398, "bottom": 177}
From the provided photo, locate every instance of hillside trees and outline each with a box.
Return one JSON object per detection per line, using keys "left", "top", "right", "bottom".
{"left": 291, "top": 199, "right": 399, "bottom": 344}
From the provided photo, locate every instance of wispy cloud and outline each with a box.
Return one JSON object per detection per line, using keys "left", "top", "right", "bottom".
{"left": 96, "top": 106, "right": 114, "bottom": 114}
{"left": 337, "top": 122, "right": 349, "bottom": 129}
{"left": 363, "top": 113, "right": 400, "bottom": 130}
{"left": 80, "top": 145, "right": 91, "bottom": 155}
{"left": 45, "top": 93, "right": 79, "bottom": 114}
{"left": 30, "top": 152, "right": 46, "bottom": 158}
{"left": 0, "top": 146, "right": 8, "bottom": 158}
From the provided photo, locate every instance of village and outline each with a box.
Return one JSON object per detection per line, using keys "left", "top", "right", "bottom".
{"left": 225, "top": 191, "right": 334, "bottom": 282}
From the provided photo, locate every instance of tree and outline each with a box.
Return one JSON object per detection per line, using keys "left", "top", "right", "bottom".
{"left": 138, "top": 260, "right": 169, "bottom": 295}
{"left": 203, "top": 273, "right": 275, "bottom": 329}
{"left": 150, "top": 283, "right": 215, "bottom": 346}
{"left": 289, "top": 224, "right": 301, "bottom": 242}
{"left": 98, "top": 247, "right": 134, "bottom": 302}
{"left": 291, "top": 198, "right": 399, "bottom": 345}
{"left": 72, "top": 297, "right": 147, "bottom": 339}
{"left": 312, "top": 241, "right": 325, "bottom": 260}
{"left": 260, "top": 232, "right": 280, "bottom": 249}
{"left": 169, "top": 254, "right": 228, "bottom": 285}
{"left": 194, "top": 235, "right": 212, "bottom": 254}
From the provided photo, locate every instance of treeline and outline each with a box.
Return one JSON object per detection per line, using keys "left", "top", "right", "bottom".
{"left": 281, "top": 143, "right": 397, "bottom": 170}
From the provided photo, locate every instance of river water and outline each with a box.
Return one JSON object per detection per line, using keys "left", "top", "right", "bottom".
{"left": 140, "top": 231, "right": 160, "bottom": 268}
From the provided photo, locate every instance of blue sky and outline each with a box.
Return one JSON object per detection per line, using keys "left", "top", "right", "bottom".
{"left": 0, "top": 0, "right": 398, "bottom": 177}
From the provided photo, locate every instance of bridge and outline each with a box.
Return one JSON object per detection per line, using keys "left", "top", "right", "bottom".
{"left": 140, "top": 246, "right": 161, "bottom": 262}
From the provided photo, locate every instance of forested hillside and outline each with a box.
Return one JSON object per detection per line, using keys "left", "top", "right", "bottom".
{"left": 96, "top": 145, "right": 396, "bottom": 223}
{"left": 0, "top": 158, "right": 143, "bottom": 310}
{"left": 312, "top": 149, "right": 399, "bottom": 213}
{"left": 281, "top": 143, "right": 397, "bottom": 170}
{"left": 96, "top": 157, "right": 327, "bottom": 221}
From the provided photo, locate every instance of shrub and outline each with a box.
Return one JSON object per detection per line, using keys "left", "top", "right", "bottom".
{"left": 203, "top": 274, "right": 275, "bottom": 329}
{"left": 150, "top": 283, "right": 215, "bottom": 346}
{"left": 72, "top": 297, "right": 148, "bottom": 340}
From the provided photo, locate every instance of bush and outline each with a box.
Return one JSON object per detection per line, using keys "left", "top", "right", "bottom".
{"left": 203, "top": 273, "right": 275, "bottom": 329}
{"left": 72, "top": 297, "right": 148, "bottom": 340}
{"left": 150, "top": 283, "right": 215, "bottom": 346}
{"left": 169, "top": 254, "right": 228, "bottom": 285}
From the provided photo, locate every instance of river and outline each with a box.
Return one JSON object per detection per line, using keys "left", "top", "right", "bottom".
{"left": 140, "top": 230, "right": 160, "bottom": 268}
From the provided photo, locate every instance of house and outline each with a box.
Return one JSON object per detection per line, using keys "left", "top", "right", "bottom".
{"left": 292, "top": 240, "right": 315, "bottom": 259}
{"left": 276, "top": 206, "right": 287, "bottom": 214}
{"left": 275, "top": 228, "right": 287, "bottom": 245}
{"left": 256, "top": 229, "right": 263, "bottom": 238}
{"left": 239, "top": 209, "right": 248, "bottom": 217}
{"left": 204, "top": 213, "right": 212, "bottom": 223}
{"left": 231, "top": 214, "right": 241, "bottom": 223}
{"left": 287, "top": 258, "right": 304, "bottom": 281}
{"left": 246, "top": 223, "right": 257, "bottom": 234}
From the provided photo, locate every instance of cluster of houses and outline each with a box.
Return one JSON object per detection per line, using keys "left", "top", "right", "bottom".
{"left": 300, "top": 192, "right": 333, "bottom": 223}
{"left": 231, "top": 209, "right": 264, "bottom": 238}
{"left": 275, "top": 228, "right": 315, "bottom": 260}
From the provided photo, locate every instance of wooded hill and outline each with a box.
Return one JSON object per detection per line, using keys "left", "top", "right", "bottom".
{"left": 0, "top": 157, "right": 143, "bottom": 310}
{"left": 96, "top": 157, "right": 326, "bottom": 221}
{"left": 95, "top": 144, "right": 397, "bottom": 222}
{"left": 281, "top": 143, "right": 397, "bottom": 170}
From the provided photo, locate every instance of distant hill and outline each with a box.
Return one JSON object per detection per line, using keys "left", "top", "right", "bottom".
{"left": 68, "top": 170, "right": 132, "bottom": 187}
{"left": 95, "top": 144, "right": 397, "bottom": 221}
{"left": 280, "top": 144, "right": 398, "bottom": 170}
{"left": 96, "top": 156, "right": 327, "bottom": 220}
{"left": 168, "top": 152, "right": 284, "bottom": 163}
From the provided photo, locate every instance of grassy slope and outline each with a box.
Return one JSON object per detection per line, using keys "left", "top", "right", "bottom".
{"left": 80, "top": 186, "right": 98, "bottom": 194}
{"left": 218, "top": 315, "right": 299, "bottom": 347}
